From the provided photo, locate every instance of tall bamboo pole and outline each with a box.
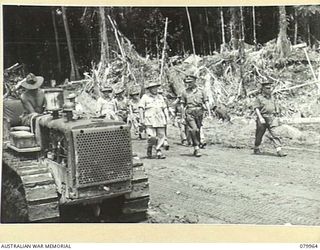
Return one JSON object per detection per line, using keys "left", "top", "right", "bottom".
{"left": 159, "top": 17, "right": 168, "bottom": 84}
{"left": 186, "top": 7, "right": 196, "bottom": 54}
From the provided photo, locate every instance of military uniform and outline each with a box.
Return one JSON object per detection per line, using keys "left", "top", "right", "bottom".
{"left": 180, "top": 87, "right": 208, "bottom": 149}
{"left": 128, "top": 87, "right": 143, "bottom": 137}
{"left": 115, "top": 97, "right": 129, "bottom": 122}
{"left": 114, "top": 87, "right": 128, "bottom": 123}
{"left": 174, "top": 101, "right": 188, "bottom": 144}
{"left": 253, "top": 82, "right": 286, "bottom": 156}
{"left": 139, "top": 81, "right": 167, "bottom": 159}
{"left": 97, "top": 86, "right": 117, "bottom": 120}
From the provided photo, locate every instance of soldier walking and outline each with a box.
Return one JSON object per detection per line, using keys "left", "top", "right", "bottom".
{"left": 180, "top": 74, "right": 212, "bottom": 157}
{"left": 253, "top": 82, "right": 287, "bottom": 157}
{"left": 139, "top": 81, "right": 169, "bottom": 159}
{"left": 158, "top": 87, "right": 170, "bottom": 150}
{"left": 128, "top": 86, "right": 143, "bottom": 139}
{"left": 114, "top": 87, "right": 128, "bottom": 123}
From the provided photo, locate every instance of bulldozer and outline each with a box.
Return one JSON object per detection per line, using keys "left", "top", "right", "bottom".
{"left": 1, "top": 87, "right": 150, "bottom": 223}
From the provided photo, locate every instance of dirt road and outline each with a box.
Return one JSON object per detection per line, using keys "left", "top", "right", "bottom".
{"left": 132, "top": 136, "right": 320, "bottom": 225}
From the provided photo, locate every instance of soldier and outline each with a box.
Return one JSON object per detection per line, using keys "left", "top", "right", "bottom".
{"left": 172, "top": 97, "right": 189, "bottom": 146}
{"left": 96, "top": 86, "right": 117, "bottom": 120}
{"left": 158, "top": 87, "right": 169, "bottom": 150}
{"left": 139, "top": 81, "right": 169, "bottom": 159}
{"left": 180, "top": 74, "right": 212, "bottom": 157}
{"left": 253, "top": 82, "right": 287, "bottom": 157}
{"left": 114, "top": 87, "right": 129, "bottom": 123}
{"left": 128, "top": 86, "right": 143, "bottom": 139}
{"left": 20, "top": 73, "right": 45, "bottom": 126}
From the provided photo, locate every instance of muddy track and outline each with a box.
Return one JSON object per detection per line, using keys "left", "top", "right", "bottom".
{"left": 132, "top": 137, "right": 320, "bottom": 225}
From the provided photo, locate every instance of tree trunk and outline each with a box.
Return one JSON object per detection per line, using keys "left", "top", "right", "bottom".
{"left": 294, "top": 8, "right": 298, "bottom": 45}
{"left": 276, "top": 6, "right": 291, "bottom": 60}
{"left": 230, "top": 7, "right": 239, "bottom": 50}
{"left": 220, "top": 7, "right": 227, "bottom": 52}
{"left": 99, "top": 7, "right": 109, "bottom": 66}
{"left": 307, "top": 20, "right": 311, "bottom": 46}
{"left": 252, "top": 6, "right": 257, "bottom": 49}
{"left": 61, "top": 6, "right": 80, "bottom": 81}
{"left": 204, "top": 8, "right": 212, "bottom": 55}
{"left": 240, "top": 7, "right": 245, "bottom": 41}
{"left": 51, "top": 7, "right": 62, "bottom": 78}
{"left": 186, "top": 7, "right": 196, "bottom": 55}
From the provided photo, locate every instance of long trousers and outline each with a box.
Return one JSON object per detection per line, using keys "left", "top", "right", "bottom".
{"left": 146, "top": 126, "right": 166, "bottom": 150}
{"left": 254, "top": 117, "right": 282, "bottom": 149}
{"left": 185, "top": 108, "right": 203, "bottom": 147}
{"left": 176, "top": 117, "right": 187, "bottom": 142}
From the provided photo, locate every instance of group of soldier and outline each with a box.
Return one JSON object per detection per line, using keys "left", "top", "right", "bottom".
{"left": 17, "top": 70, "right": 287, "bottom": 160}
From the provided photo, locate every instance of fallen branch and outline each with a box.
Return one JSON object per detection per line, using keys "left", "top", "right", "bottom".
{"left": 274, "top": 80, "right": 317, "bottom": 93}
{"left": 107, "top": 15, "right": 137, "bottom": 85}
{"left": 280, "top": 117, "right": 320, "bottom": 124}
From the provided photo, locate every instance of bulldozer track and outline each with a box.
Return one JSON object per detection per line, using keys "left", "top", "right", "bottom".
{"left": 2, "top": 150, "right": 60, "bottom": 223}
{"left": 120, "top": 157, "right": 150, "bottom": 222}
{"left": 2, "top": 149, "right": 150, "bottom": 223}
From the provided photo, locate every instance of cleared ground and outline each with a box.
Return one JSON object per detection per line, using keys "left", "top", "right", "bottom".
{"left": 133, "top": 122, "right": 320, "bottom": 225}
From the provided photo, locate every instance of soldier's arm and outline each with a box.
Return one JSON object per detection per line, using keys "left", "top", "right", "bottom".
{"left": 255, "top": 108, "right": 266, "bottom": 124}
{"left": 180, "top": 94, "right": 186, "bottom": 120}
{"left": 253, "top": 95, "right": 265, "bottom": 124}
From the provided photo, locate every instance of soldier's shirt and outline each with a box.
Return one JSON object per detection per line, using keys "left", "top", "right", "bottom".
{"left": 129, "top": 99, "right": 140, "bottom": 113}
{"left": 180, "top": 87, "right": 208, "bottom": 108}
{"left": 115, "top": 97, "right": 128, "bottom": 112}
{"left": 139, "top": 93, "right": 167, "bottom": 127}
{"left": 96, "top": 97, "right": 117, "bottom": 116}
{"left": 253, "top": 94, "right": 277, "bottom": 116}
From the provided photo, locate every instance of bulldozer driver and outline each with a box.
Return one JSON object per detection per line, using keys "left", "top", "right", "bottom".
{"left": 20, "top": 73, "right": 45, "bottom": 126}
{"left": 139, "top": 81, "right": 169, "bottom": 159}
{"left": 180, "top": 73, "right": 212, "bottom": 157}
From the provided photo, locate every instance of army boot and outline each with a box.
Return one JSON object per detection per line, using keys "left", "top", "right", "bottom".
{"left": 156, "top": 149, "right": 166, "bottom": 159}
{"left": 193, "top": 146, "right": 201, "bottom": 157}
{"left": 276, "top": 148, "right": 287, "bottom": 157}
{"left": 163, "top": 139, "right": 170, "bottom": 150}
{"left": 253, "top": 148, "right": 262, "bottom": 155}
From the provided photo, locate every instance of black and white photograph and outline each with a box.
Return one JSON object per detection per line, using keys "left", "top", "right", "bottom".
{"left": 1, "top": 5, "right": 320, "bottom": 225}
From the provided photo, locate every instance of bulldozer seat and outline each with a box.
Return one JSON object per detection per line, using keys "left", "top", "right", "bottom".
{"left": 3, "top": 97, "right": 25, "bottom": 127}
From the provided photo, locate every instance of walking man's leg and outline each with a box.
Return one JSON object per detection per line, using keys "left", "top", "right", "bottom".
{"left": 155, "top": 127, "right": 166, "bottom": 159}
{"left": 266, "top": 123, "right": 287, "bottom": 157}
{"left": 254, "top": 120, "right": 266, "bottom": 154}
{"left": 146, "top": 126, "right": 157, "bottom": 158}
{"left": 186, "top": 115, "right": 201, "bottom": 157}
